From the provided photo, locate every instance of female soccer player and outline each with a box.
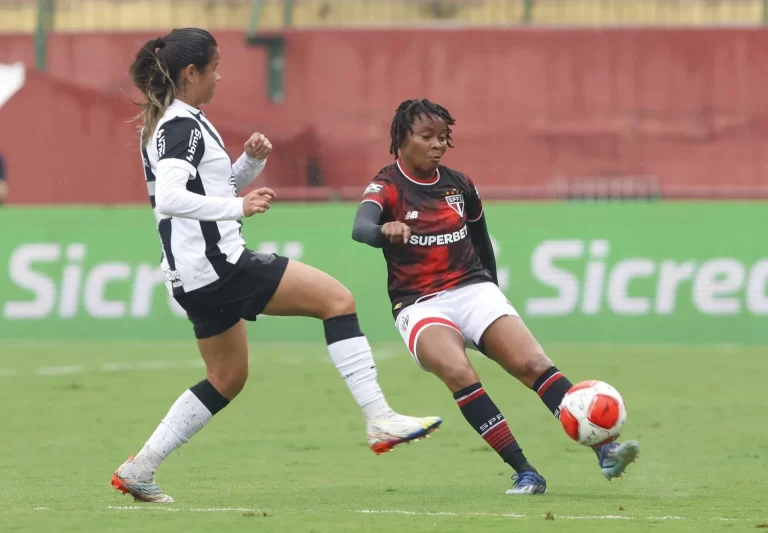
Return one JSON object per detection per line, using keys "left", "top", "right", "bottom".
{"left": 110, "top": 29, "right": 441, "bottom": 503}
{"left": 352, "top": 99, "right": 640, "bottom": 495}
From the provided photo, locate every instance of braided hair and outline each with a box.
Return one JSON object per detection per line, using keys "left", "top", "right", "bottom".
{"left": 389, "top": 99, "right": 456, "bottom": 159}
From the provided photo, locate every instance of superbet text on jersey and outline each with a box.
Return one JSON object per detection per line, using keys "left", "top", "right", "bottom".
{"left": 361, "top": 160, "right": 493, "bottom": 315}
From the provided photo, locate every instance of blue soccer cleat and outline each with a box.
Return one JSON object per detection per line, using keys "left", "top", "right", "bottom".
{"left": 596, "top": 440, "right": 640, "bottom": 480}
{"left": 505, "top": 470, "right": 548, "bottom": 495}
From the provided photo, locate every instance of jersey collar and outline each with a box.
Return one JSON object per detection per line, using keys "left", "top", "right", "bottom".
{"left": 170, "top": 98, "right": 203, "bottom": 115}
{"left": 397, "top": 158, "right": 440, "bottom": 186}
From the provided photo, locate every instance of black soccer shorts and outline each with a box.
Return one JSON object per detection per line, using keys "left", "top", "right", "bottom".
{"left": 174, "top": 248, "right": 289, "bottom": 339}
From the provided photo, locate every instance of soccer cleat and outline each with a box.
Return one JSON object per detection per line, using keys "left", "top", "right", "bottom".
{"left": 597, "top": 440, "right": 640, "bottom": 480}
{"left": 367, "top": 413, "right": 442, "bottom": 455}
{"left": 506, "top": 471, "right": 548, "bottom": 495}
{"left": 110, "top": 455, "right": 174, "bottom": 503}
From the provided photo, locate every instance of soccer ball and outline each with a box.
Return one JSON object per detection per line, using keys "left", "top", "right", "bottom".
{"left": 558, "top": 380, "right": 627, "bottom": 447}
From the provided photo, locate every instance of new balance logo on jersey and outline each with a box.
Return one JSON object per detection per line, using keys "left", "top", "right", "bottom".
{"left": 408, "top": 225, "right": 468, "bottom": 246}
{"left": 405, "top": 210, "right": 419, "bottom": 220}
{"left": 186, "top": 128, "right": 202, "bottom": 162}
{"left": 445, "top": 194, "right": 465, "bottom": 217}
{"left": 364, "top": 183, "right": 383, "bottom": 195}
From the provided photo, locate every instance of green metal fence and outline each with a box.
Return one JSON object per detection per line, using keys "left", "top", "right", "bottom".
{"left": 3, "top": 0, "right": 768, "bottom": 36}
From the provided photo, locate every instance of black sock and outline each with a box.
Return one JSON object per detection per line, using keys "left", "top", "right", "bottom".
{"left": 532, "top": 366, "right": 573, "bottom": 418}
{"left": 323, "top": 313, "right": 364, "bottom": 344}
{"left": 453, "top": 383, "right": 536, "bottom": 474}
{"left": 189, "top": 379, "right": 230, "bottom": 416}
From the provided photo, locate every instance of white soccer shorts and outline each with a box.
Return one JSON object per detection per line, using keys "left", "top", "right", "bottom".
{"left": 394, "top": 281, "right": 520, "bottom": 370}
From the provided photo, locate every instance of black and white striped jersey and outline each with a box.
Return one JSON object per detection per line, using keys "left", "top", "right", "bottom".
{"left": 140, "top": 99, "right": 266, "bottom": 295}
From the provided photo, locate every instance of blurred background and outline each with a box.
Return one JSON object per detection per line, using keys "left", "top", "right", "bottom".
{"left": 0, "top": 2, "right": 765, "bottom": 344}
{"left": 3, "top": 0, "right": 768, "bottom": 203}
{"left": 1, "top": 3, "right": 767, "bottom": 529}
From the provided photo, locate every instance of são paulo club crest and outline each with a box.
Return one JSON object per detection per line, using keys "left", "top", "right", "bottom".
{"left": 445, "top": 188, "right": 465, "bottom": 217}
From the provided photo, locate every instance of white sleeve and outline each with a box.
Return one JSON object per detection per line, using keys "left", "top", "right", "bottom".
{"left": 231, "top": 152, "right": 267, "bottom": 193}
{"left": 154, "top": 163, "right": 244, "bottom": 221}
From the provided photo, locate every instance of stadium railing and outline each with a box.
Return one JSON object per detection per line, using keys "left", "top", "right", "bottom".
{"left": 2, "top": 0, "right": 768, "bottom": 34}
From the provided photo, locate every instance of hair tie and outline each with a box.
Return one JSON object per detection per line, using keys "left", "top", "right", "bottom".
{"left": 153, "top": 37, "right": 166, "bottom": 55}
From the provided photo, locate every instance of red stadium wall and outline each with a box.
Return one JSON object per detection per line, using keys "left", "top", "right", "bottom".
{"left": 2, "top": 28, "right": 768, "bottom": 204}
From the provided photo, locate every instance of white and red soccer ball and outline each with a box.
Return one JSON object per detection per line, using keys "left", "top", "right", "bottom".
{"left": 558, "top": 380, "right": 627, "bottom": 447}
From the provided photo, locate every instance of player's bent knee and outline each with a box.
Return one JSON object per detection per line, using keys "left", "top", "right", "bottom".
{"left": 516, "top": 350, "right": 554, "bottom": 386}
{"left": 319, "top": 281, "right": 356, "bottom": 319}
{"left": 206, "top": 365, "right": 248, "bottom": 400}
{"left": 440, "top": 362, "right": 480, "bottom": 392}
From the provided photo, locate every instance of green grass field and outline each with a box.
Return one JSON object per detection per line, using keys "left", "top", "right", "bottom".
{"left": 1, "top": 340, "right": 766, "bottom": 532}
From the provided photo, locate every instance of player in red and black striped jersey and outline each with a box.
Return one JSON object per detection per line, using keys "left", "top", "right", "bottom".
{"left": 353, "top": 99, "right": 640, "bottom": 495}
{"left": 357, "top": 157, "right": 493, "bottom": 315}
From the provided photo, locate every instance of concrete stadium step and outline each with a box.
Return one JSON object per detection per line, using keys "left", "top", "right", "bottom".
{"left": 0, "top": 0, "right": 763, "bottom": 33}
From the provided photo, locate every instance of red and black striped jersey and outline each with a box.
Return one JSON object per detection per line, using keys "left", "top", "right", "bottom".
{"left": 361, "top": 159, "right": 493, "bottom": 315}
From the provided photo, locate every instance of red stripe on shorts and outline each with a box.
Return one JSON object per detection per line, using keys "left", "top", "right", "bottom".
{"left": 408, "top": 317, "right": 461, "bottom": 356}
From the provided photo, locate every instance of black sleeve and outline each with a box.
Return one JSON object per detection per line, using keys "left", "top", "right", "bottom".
{"left": 468, "top": 213, "right": 498, "bottom": 286}
{"left": 157, "top": 117, "right": 205, "bottom": 168}
{"left": 0, "top": 154, "right": 6, "bottom": 181}
{"left": 352, "top": 201, "right": 387, "bottom": 248}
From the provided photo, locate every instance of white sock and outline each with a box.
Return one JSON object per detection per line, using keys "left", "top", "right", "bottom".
{"left": 327, "top": 336, "right": 393, "bottom": 421}
{"left": 133, "top": 390, "right": 213, "bottom": 475}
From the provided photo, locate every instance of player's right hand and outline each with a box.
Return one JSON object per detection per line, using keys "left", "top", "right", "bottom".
{"left": 381, "top": 221, "right": 412, "bottom": 244}
{"left": 242, "top": 187, "right": 276, "bottom": 217}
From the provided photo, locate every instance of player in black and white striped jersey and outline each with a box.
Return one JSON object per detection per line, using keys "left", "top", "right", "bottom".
{"left": 141, "top": 84, "right": 266, "bottom": 294}
{"left": 111, "top": 28, "right": 441, "bottom": 504}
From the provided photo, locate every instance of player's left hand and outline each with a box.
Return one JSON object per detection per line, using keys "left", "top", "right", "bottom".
{"left": 244, "top": 132, "right": 272, "bottom": 160}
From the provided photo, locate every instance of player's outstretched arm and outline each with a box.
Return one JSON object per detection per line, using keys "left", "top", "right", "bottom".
{"left": 155, "top": 166, "right": 274, "bottom": 220}
{"left": 231, "top": 153, "right": 266, "bottom": 193}
{"left": 155, "top": 166, "right": 246, "bottom": 221}
{"left": 468, "top": 214, "right": 499, "bottom": 285}
{"left": 231, "top": 132, "right": 272, "bottom": 193}
{"left": 352, "top": 201, "right": 388, "bottom": 248}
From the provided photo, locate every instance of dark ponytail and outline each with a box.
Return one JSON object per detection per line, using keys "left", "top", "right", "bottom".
{"left": 129, "top": 28, "right": 218, "bottom": 147}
